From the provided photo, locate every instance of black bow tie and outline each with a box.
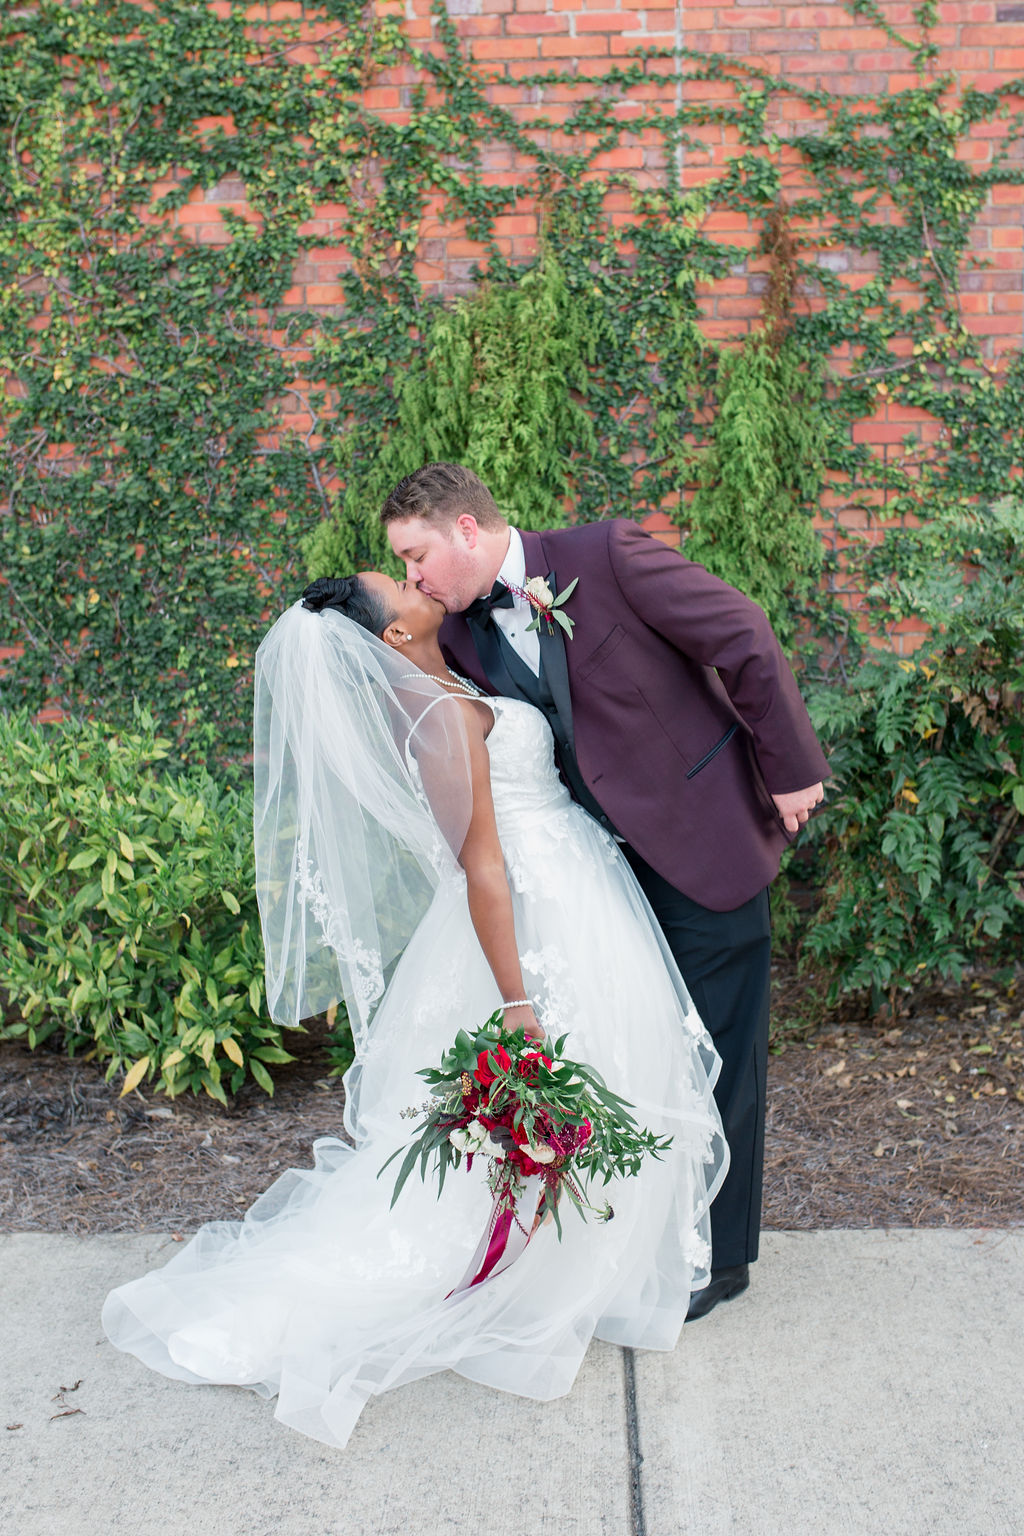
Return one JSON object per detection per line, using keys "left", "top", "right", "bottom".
{"left": 465, "top": 581, "right": 515, "bottom": 623}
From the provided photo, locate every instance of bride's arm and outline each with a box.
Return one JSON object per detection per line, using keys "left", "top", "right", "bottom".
{"left": 457, "top": 706, "right": 544, "bottom": 1043}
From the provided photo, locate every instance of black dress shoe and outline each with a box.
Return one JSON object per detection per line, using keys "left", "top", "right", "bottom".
{"left": 685, "top": 1263, "right": 750, "bottom": 1322}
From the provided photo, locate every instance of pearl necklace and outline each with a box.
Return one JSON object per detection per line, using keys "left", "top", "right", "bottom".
{"left": 401, "top": 667, "right": 485, "bottom": 699}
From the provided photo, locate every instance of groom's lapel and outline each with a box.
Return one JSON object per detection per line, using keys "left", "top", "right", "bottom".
{"left": 537, "top": 569, "right": 576, "bottom": 759}
{"left": 520, "top": 531, "right": 576, "bottom": 758}
{"left": 464, "top": 608, "right": 532, "bottom": 704}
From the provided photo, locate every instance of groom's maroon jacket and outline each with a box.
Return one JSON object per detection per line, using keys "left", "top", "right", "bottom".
{"left": 439, "top": 519, "right": 830, "bottom": 913}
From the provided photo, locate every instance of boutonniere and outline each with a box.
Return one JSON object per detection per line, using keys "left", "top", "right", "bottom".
{"left": 501, "top": 575, "right": 580, "bottom": 638}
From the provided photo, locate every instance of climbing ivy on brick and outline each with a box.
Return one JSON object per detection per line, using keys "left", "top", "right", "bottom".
{"left": 2, "top": 0, "right": 1023, "bottom": 767}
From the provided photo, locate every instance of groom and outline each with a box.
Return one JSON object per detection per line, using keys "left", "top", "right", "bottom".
{"left": 382, "top": 463, "right": 828, "bottom": 1319}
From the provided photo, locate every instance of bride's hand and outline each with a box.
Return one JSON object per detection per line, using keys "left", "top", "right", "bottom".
{"left": 502, "top": 1003, "right": 545, "bottom": 1044}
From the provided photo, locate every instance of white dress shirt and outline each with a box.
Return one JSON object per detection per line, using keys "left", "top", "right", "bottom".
{"left": 492, "top": 526, "right": 541, "bottom": 676}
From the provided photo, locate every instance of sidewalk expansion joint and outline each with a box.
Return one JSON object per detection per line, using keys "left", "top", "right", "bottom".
{"left": 621, "top": 1346, "right": 647, "bottom": 1536}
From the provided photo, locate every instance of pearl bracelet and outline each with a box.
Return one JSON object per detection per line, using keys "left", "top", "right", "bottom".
{"left": 501, "top": 998, "right": 531, "bottom": 1009}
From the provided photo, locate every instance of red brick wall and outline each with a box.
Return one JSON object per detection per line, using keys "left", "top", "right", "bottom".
{"left": 174, "top": 6, "right": 1024, "bottom": 652}
{"left": 262, "top": 0, "right": 1024, "bottom": 345}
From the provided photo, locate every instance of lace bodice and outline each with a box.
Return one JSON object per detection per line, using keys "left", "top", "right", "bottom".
{"left": 483, "top": 696, "right": 571, "bottom": 824}
{"left": 480, "top": 694, "right": 620, "bottom": 913}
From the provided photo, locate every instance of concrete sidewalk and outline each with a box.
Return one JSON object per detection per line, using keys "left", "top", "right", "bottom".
{"left": 1, "top": 1229, "right": 1021, "bottom": 1536}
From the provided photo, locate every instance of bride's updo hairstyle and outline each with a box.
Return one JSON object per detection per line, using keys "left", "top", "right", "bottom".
{"left": 301, "top": 575, "right": 396, "bottom": 639}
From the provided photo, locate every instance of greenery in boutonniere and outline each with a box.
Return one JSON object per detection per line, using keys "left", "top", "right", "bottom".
{"left": 503, "top": 576, "right": 580, "bottom": 638}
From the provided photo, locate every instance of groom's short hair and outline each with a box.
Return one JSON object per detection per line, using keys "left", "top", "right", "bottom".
{"left": 380, "top": 463, "right": 506, "bottom": 532}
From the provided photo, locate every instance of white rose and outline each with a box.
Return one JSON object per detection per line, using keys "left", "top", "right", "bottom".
{"left": 525, "top": 576, "right": 554, "bottom": 607}
{"left": 451, "top": 1121, "right": 487, "bottom": 1155}
{"left": 481, "top": 1133, "right": 506, "bottom": 1158}
{"left": 524, "top": 1143, "right": 557, "bottom": 1165}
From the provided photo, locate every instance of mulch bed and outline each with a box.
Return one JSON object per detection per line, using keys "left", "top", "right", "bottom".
{"left": 2, "top": 961, "right": 1021, "bottom": 1236}
{"left": 763, "top": 964, "right": 1023, "bottom": 1230}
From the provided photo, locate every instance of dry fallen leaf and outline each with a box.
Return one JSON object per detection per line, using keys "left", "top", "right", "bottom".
{"left": 49, "top": 1380, "right": 85, "bottom": 1421}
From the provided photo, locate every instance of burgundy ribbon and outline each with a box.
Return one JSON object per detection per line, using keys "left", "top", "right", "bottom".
{"left": 447, "top": 1174, "right": 542, "bottom": 1297}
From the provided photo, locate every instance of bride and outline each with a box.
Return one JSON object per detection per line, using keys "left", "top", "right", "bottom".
{"left": 101, "top": 572, "right": 728, "bottom": 1449}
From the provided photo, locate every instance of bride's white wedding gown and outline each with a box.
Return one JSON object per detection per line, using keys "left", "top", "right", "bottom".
{"left": 102, "top": 696, "right": 728, "bottom": 1448}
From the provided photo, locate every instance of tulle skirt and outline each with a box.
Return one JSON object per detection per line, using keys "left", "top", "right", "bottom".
{"left": 102, "top": 801, "right": 728, "bottom": 1448}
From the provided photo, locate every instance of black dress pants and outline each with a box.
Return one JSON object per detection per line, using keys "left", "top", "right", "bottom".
{"left": 623, "top": 847, "right": 771, "bottom": 1270}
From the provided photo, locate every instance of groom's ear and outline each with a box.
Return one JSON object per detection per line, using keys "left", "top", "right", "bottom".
{"left": 453, "top": 513, "right": 479, "bottom": 548}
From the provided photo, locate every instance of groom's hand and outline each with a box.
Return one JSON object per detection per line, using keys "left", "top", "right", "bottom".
{"left": 771, "top": 782, "right": 824, "bottom": 833}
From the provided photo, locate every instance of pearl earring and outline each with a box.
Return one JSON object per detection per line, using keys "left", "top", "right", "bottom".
{"left": 405, "top": 634, "right": 413, "bottom": 641}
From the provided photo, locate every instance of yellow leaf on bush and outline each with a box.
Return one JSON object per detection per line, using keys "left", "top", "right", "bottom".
{"left": 118, "top": 831, "right": 135, "bottom": 861}
{"left": 162, "top": 1049, "right": 186, "bottom": 1069}
{"left": 119, "top": 1056, "right": 150, "bottom": 1097}
{"left": 222, "top": 1037, "right": 244, "bottom": 1068}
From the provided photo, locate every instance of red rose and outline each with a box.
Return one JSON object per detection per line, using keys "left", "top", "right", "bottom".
{"left": 508, "top": 1111, "right": 552, "bottom": 1150}
{"left": 516, "top": 1051, "right": 553, "bottom": 1084}
{"left": 474, "top": 1045, "right": 511, "bottom": 1087}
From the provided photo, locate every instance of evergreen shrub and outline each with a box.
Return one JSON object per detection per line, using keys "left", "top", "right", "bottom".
{"left": 0, "top": 710, "right": 298, "bottom": 1100}
{"left": 801, "top": 497, "right": 1024, "bottom": 1005}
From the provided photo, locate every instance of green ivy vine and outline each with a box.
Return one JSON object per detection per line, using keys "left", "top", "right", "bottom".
{"left": 2, "top": 0, "right": 1023, "bottom": 766}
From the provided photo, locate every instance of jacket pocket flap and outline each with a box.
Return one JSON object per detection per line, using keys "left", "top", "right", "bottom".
{"left": 576, "top": 624, "right": 626, "bottom": 681}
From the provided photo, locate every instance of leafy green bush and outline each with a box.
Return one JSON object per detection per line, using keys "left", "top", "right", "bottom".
{"left": 801, "top": 497, "right": 1024, "bottom": 1005}
{"left": 304, "top": 254, "right": 589, "bottom": 577}
{"left": 0, "top": 710, "right": 298, "bottom": 1101}
{"left": 684, "top": 331, "right": 827, "bottom": 649}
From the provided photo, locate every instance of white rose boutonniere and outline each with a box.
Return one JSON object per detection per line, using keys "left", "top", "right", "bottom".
{"left": 524, "top": 576, "right": 554, "bottom": 608}
{"left": 501, "top": 575, "right": 580, "bottom": 638}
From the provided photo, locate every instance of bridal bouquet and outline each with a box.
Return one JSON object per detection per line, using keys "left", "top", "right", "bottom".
{"left": 382, "top": 1015, "right": 671, "bottom": 1286}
